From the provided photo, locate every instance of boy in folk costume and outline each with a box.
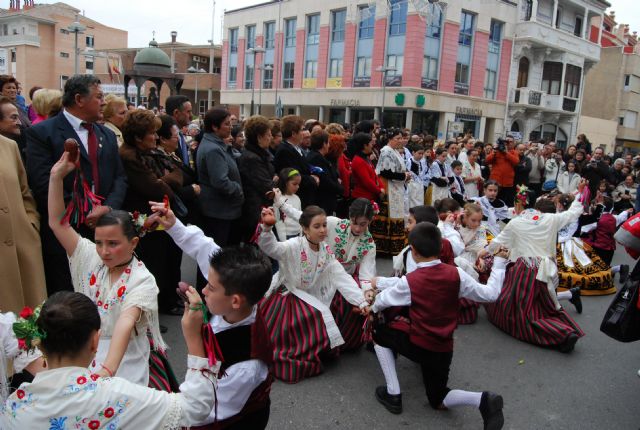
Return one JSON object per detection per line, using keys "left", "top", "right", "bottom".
{"left": 149, "top": 203, "right": 274, "bottom": 428}
{"left": 368, "top": 222, "right": 508, "bottom": 430}
{"left": 429, "top": 147, "right": 453, "bottom": 202}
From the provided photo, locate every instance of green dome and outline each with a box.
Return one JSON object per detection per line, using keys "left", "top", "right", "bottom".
{"left": 134, "top": 39, "right": 171, "bottom": 68}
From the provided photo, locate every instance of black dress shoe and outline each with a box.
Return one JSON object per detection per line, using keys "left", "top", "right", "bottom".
{"left": 568, "top": 287, "right": 582, "bottom": 314}
{"left": 479, "top": 391, "right": 504, "bottom": 430}
{"left": 375, "top": 386, "right": 402, "bottom": 414}
{"left": 619, "top": 264, "right": 630, "bottom": 284}
{"left": 160, "top": 325, "right": 168, "bottom": 334}
{"left": 558, "top": 333, "right": 578, "bottom": 353}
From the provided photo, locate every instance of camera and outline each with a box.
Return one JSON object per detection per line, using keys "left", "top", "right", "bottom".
{"left": 496, "top": 138, "right": 507, "bottom": 152}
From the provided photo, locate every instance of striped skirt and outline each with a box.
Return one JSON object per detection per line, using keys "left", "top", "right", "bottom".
{"left": 556, "top": 242, "right": 616, "bottom": 296}
{"left": 458, "top": 298, "right": 478, "bottom": 325}
{"left": 485, "top": 259, "right": 584, "bottom": 347}
{"left": 330, "top": 291, "right": 367, "bottom": 351}
{"left": 259, "top": 287, "right": 331, "bottom": 384}
{"left": 148, "top": 335, "right": 180, "bottom": 392}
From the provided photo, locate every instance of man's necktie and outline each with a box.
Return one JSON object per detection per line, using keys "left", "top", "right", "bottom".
{"left": 82, "top": 122, "right": 100, "bottom": 194}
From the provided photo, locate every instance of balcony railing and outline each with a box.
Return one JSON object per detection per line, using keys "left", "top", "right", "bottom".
{"left": 0, "top": 33, "right": 40, "bottom": 47}
{"left": 512, "top": 88, "right": 577, "bottom": 113}
{"left": 454, "top": 82, "right": 469, "bottom": 96}
{"left": 421, "top": 78, "right": 438, "bottom": 91}
{"left": 562, "top": 97, "right": 577, "bottom": 112}
{"left": 514, "top": 20, "right": 600, "bottom": 63}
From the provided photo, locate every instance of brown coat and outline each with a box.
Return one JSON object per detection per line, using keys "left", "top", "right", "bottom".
{"left": 0, "top": 136, "right": 46, "bottom": 313}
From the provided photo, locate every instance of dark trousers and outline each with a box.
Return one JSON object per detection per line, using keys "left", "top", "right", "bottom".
{"left": 192, "top": 400, "right": 270, "bottom": 430}
{"left": 42, "top": 251, "right": 73, "bottom": 296}
{"left": 498, "top": 186, "right": 515, "bottom": 207}
{"left": 592, "top": 246, "right": 615, "bottom": 267}
{"left": 373, "top": 325, "right": 453, "bottom": 409}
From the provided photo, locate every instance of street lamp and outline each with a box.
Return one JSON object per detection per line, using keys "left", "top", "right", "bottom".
{"left": 246, "top": 46, "right": 265, "bottom": 116}
{"left": 188, "top": 66, "right": 207, "bottom": 116}
{"left": 258, "top": 64, "right": 272, "bottom": 115}
{"left": 376, "top": 65, "right": 396, "bottom": 127}
{"left": 67, "top": 15, "right": 86, "bottom": 75}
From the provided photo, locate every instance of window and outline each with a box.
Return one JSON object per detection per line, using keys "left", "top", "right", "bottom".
{"left": 389, "top": 0, "right": 408, "bottom": 36}
{"left": 199, "top": 99, "right": 208, "bottom": 115}
{"left": 356, "top": 57, "right": 371, "bottom": 77}
{"left": 283, "top": 62, "right": 295, "bottom": 88}
{"left": 386, "top": 54, "right": 403, "bottom": 75}
{"left": 564, "top": 64, "right": 581, "bottom": 98}
{"left": 85, "top": 35, "right": 94, "bottom": 48}
{"left": 263, "top": 65, "right": 273, "bottom": 89}
{"left": 459, "top": 11, "right": 475, "bottom": 46}
{"left": 229, "top": 28, "right": 238, "bottom": 53}
{"left": 2, "top": 25, "right": 8, "bottom": 36}
{"left": 305, "top": 60, "right": 317, "bottom": 78}
{"left": 10, "top": 50, "right": 15, "bottom": 62}
{"left": 329, "top": 59, "right": 343, "bottom": 78}
{"left": 332, "top": 10, "right": 346, "bottom": 42}
{"left": 264, "top": 22, "right": 275, "bottom": 49}
{"left": 489, "top": 20, "right": 502, "bottom": 53}
{"left": 307, "top": 14, "right": 320, "bottom": 45}
{"left": 245, "top": 65, "right": 254, "bottom": 89}
{"left": 358, "top": 5, "right": 375, "bottom": 39}
{"left": 619, "top": 116, "right": 625, "bottom": 126}
{"left": 228, "top": 66, "right": 237, "bottom": 83}
{"left": 285, "top": 19, "right": 296, "bottom": 47}
{"left": 422, "top": 56, "right": 438, "bottom": 80}
{"left": 484, "top": 69, "right": 497, "bottom": 99}
{"left": 574, "top": 16, "right": 583, "bottom": 37}
{"left": 623, "top": 111, "right": 638, "bottom": 129}
{"left": 625, "top": 75, "right": 630, "bottom": 86}
{"left": 426, "top": 3, "right": 442, "bottom": 38}
{"left": 60, "top": 52, "right": 69, "bottom": 58}
{"left": 85, "top": 57, "right": 94, "bottom": 74}
{"left": 455, "top": 63, "right": 470, "bottom": 94}
{"left": 246, "top": 25, "right": 256, "bottom": 49}
{"left": 541, "top": 61, "right": 562, "bottom": 95}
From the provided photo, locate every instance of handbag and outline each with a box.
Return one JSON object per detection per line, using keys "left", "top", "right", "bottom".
{"left": 600, "top": 267, "right": 640, "bottom": 342}
{"left": 542, "top": 161, "right": 561, "bottom": 192}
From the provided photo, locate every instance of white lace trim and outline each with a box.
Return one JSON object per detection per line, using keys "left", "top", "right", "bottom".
{"left": 163, "top": 393, "right": 182, "bottom": 429}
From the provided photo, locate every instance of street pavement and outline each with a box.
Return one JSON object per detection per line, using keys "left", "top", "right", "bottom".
{"left": 161, "top": 248, "right": 640, "bottom": 430}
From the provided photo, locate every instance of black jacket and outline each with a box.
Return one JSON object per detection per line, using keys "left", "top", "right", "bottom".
{"left": 514, "top": 155, "right": 532, "bottom": 186}
{"left": 306, "top": 150, "right": 343, "bottom": 215}
{"left": 274, "top": 141, "right": 317, "bottom": 208}
{"left": 238, "top": 142, "right": 276, "bottom": 240}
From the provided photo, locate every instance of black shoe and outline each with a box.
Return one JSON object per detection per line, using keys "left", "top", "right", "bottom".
{"left": 558, "top": 333, "right": 578, "bottom": 353}
{"left": 160, "top": 325, "right": 168, "bottom": 334}
{"left": 619, "top": 264, "right": 630, "bottom": 284}
{"left": 479, "top": 391, "right": 504, "bottom": 430}
{"left": 568, "top": 287, "right": 582, "bottom": 314}
{"left": 375, "top": 386, "right": 402, "bottom": 414}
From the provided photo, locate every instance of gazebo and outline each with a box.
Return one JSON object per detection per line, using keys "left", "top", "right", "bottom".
{"left": 124, "top": 38, "right": 183, "bottom": 108}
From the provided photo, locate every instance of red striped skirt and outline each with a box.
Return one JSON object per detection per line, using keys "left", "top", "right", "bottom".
{"left": 148, "top": 335, "right": 180, "bottom": 392}
{"left": 458, "top": 298, "right": 478, "bottom": 325}
{"left": 259, "top": 287, "right": 331, "bottom": 384}
{"left": 330, "top": 291, "right": 367, "bottom": 351}
{"left": 485, "top": 259, "right": 584, "bottom": 347}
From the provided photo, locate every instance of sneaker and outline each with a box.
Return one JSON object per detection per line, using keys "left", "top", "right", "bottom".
{"left": 375, "top": 386, "right": 402, "bottom": 414}
{"left": 619, "top": 264, "right": 630, "bottom": 284}
{"left": 568, "top": 287, "right": 582, "bottom": 314}
{"left": 558, "top": 333, "right": 579, "bottom": 353}
{"left": 479, "top": 391, "right": 504, "bottom": 430}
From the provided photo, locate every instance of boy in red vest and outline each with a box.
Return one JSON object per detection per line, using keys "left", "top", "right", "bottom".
{"left": 369, "top": 222, "right": 508, "bottom": 430}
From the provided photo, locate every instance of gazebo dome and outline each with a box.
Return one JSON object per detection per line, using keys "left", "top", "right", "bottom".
{"left": 133, "top": 39, "right": 171, "bottom": 69}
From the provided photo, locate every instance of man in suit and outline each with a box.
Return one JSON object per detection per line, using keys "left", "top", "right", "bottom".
{"left": 274, "top": 115, "right": 318, "bottom": 208}
{"left": 26, "top": 74, "right": 127, "bottom": 295}
{"left": 165, "top": 95, "right": 193, "bottom": 167}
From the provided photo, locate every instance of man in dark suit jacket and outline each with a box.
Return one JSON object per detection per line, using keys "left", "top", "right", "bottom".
{"left": 26, "top": 74, "right": 127, "bottom": 295}
{"left": 273, "top": 115, "right": 318, "bottom": 208}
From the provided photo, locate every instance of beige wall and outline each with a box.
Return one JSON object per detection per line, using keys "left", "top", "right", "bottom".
{"left": 581, "top": 47, "right": 624, "bottom": 120}
{"left": 578, "top": 115, "right": 618, "bottom": 153}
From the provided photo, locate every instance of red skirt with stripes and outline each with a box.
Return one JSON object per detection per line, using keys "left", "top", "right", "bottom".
{"left": 148, "top": 335, "right": 180, "bottom": 392}
{"left": 485, "top": 259, "right": 584, "bottom": 347}
{"left": 259, "top": 287, "right": 331, "bottom": 384}
{"left": 330, "top": 291, "right": 367, "bottom": 351}
{"left": 458, "top": 298, "right": 478, "bottom": 325}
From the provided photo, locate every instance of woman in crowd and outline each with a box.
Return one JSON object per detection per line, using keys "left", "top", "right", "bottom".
{"left": 350, "top": 132, "right": 384, "bottom": 203}
{"left": 613, "top": 174, "right": 637, "bottom": 212}
{"left": 48, "top": 150, "right": 166, "bottom": 385}
{"left": 564, "top": 145, "right": 577, "bottom": 164}
{"left": 120, "top": 110, "right": 184, "bottom": 317}
{"left": 326, "top": 133, "right": 351, "bottom": 219}
{"left": 103, "top": 94, "right": 128, "bottom": 147}
{"left": 237, "top": 115, "right": 276, "bottom": 242}
{"left": 576, "top": 133, "right": 592, "bottom": 155}
{"left": 371, "top": 128, "right": 411, "bottom": 256}
{"left": 1, "top": 291, "right": 219, "bottom": 429}
{"left": 557, "top": 160, "right": 581, "bottom": 194}
{"left": 573, "top": 149, "right": 588, "bottom": 173}
{"left": 462, "top": 148, "right": 483, "bottom": 199}
{"left": 30, "top": 89, "right": 62, "bottom": 125}
{"left": 306, "top": 129, "right": 343, "bottom": 215}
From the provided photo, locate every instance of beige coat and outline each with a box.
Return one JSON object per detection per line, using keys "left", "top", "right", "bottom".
{"left": 0, "top": 136, "right": 46, "bottom": 313}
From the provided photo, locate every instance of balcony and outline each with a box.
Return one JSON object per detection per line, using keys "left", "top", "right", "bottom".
{"left": 511, "top": 87, "right": 578, "bottom": 114}
{"left": 513, "top": 20, "right": 600, "bottom": 63}
{"left": 0, "top": 33, "right": 40, "bottom": 47}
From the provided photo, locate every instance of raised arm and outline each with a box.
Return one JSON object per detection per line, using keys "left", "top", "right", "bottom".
{"left": 256, "top": 207, "right": 289, "bottom": 260}
{"left": 47, "top": 151, "right": 80, "bottom": 256}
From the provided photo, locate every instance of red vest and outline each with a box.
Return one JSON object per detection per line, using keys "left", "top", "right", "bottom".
{"left": 406, "top": 263, "right": 460, "bottom": 352}
{"left": 585, "top": 213, "right": 617, "bottom": 251}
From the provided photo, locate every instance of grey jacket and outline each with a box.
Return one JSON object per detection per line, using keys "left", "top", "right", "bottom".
{"left": 196, "top": 132, "right": 244, "bottom": 219}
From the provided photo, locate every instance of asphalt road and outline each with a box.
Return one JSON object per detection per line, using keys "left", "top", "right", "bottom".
{"left": 161, "top": 249, "right": 640, "bottom": 430}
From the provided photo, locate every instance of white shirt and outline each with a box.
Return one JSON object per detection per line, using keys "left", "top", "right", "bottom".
{"left": 438, "top": 221, "right": 465, "bottom": 257}
{"left": 63, "top": 109, "right": 90, "bottom": 153}
{"left": 166, "top": 219, "right": 221, "bottom": 279}
{"left": 462, "top": 161, "right": 482, "bottom": 198}
{"left": 372, "top": 258, "right": 507, "bottom": 312}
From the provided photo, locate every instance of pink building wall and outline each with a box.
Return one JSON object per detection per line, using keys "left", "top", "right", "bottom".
{"left": 317, "top": 26, "right": 330, "bottom": 88}
{"left": 221, "top": 40, "right": 228, "bottom": 90}
{"left": 439, "top": 22, "right": 460, "bottom": 94}
{"left": 469, "top": 31, "right": 489, "bottom": 98}
{"left": 342, "top": 22, "right": 356, "bottom": 88}
{"left": 371, "top": 18, "right": 387, "bottom": 87}
{"left": 403, "top": 14, "right": 426, "bottom": 88}
{"left": 236, "top": 38, "right": 246, "bottom": 89}
{"left": 294, "top": 29, "right": 305, "bottom": 88}
{"left": 254, "top": 35, "right": 264, "bottom": 85}
{"left": 496, "top": 38, "right": 512, "bottom": 102}
{"left": 274, "top": 32, "right": 283, "bottom": 90}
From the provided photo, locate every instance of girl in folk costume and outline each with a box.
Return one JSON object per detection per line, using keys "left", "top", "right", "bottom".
{"left": 274, "top": 168, "right": 302, "bottom": 241}
{"left": 556, "top": 195, "right": 629, "bottom": 297}
{"left": 484, "top": 182, "right": 588, "bottom": 353}
{"left": 257, "top": 206, "right": 369, "bottom": 383}
{"left": 47, "top": 152, "right": 166, "bottom": 386}
{"left": 405, "top": 142, "right": 429, "bottom": 209}
{"left": 472, "top": 180, "right": 513, "bottom": 238}
{"left": 429, "top": 147, "right": 453, "bottom": 202}
{"left": 455, "top": 203, "right": 491, "bottom": 283}
{"left": 274, "top": 195, "right": 377, "bottom": 351}
{"left": 1, "top": 291, "right": 220, "bottom": 429}
{"left": 370, "top": 128, "right": 411, "bottom": 255}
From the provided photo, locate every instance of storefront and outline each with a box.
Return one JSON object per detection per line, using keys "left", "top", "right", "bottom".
{"left": 454, "top": 106, "right": 482, "bottom": 138}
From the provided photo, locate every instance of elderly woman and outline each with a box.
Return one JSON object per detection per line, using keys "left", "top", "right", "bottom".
{"left": 613, "top": 174, "right": 637, "bottom": 212}
{"left": 0, "top": 75, "right": 30, "bottom": 158}
{"left": 30, "top": 89, "right": 62, "bottom": 125}
{"left": 237, "top": 115, "right": 275, "bottom": 242}
{"left": 103, "top": 94, "right": 127, "bottom": 147}
{"left": 120, "top": 109, "right": 185, "bottom": 316}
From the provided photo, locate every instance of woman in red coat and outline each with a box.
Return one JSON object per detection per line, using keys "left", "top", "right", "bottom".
{"left": 350, "top": 132, "right": 384, "bottom": 202}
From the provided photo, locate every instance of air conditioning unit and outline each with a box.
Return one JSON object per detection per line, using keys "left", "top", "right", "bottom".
{"left": 193, "top": 56, "right": 201, "bottom": 62}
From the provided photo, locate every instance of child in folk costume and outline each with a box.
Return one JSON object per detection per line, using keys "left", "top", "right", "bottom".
{"left": 258, "top": 206, "right": 369, "bottom": 383}
{"left": 484, "top": 183, "right": 588, "bottom": 353}
{"left": 406, "top": 142, "right": 429, "bottom": 209}
{"left": 455, "top": 203, "right": 491, "bottom": 282}
{"left": 472, "top": 180, "right": 513, "bottom": 238}
{"left": 48, "top": 152, "right": 166, "bottom": 386}
{"left": 582, "top": 196, "right": 632, "bottom": 267}
{"left": 273, "top": 195, "right": 377, "bottom": 351}
{"left": 274, "top": 168, "right": 302, "bottom": 241}
{"left": 148, "top": 202, "right": 276, "bottom": 429}
{"left": 449, "top": 160, "right": 467, "bottom": 206}
{"left": 429, "top": 147, "right": 453, "bottom": 202}
{"left": 369, "top": 223, "right": 508, "bottom": 429}
{"left": 1, "top": 291, "right": 220, "bottom": 429}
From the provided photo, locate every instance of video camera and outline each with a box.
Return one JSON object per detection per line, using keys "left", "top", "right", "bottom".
{"left": 496, "top": 138, "right": 507, "bottom": 152}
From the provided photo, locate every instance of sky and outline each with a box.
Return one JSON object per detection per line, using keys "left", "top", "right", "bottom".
{"left": 36, "top": 0, "right": 640, "bottom": 48}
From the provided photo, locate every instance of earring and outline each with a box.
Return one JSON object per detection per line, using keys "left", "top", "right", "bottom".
{"left": 41, "top": 354, "right": 47, "bottom": 368}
